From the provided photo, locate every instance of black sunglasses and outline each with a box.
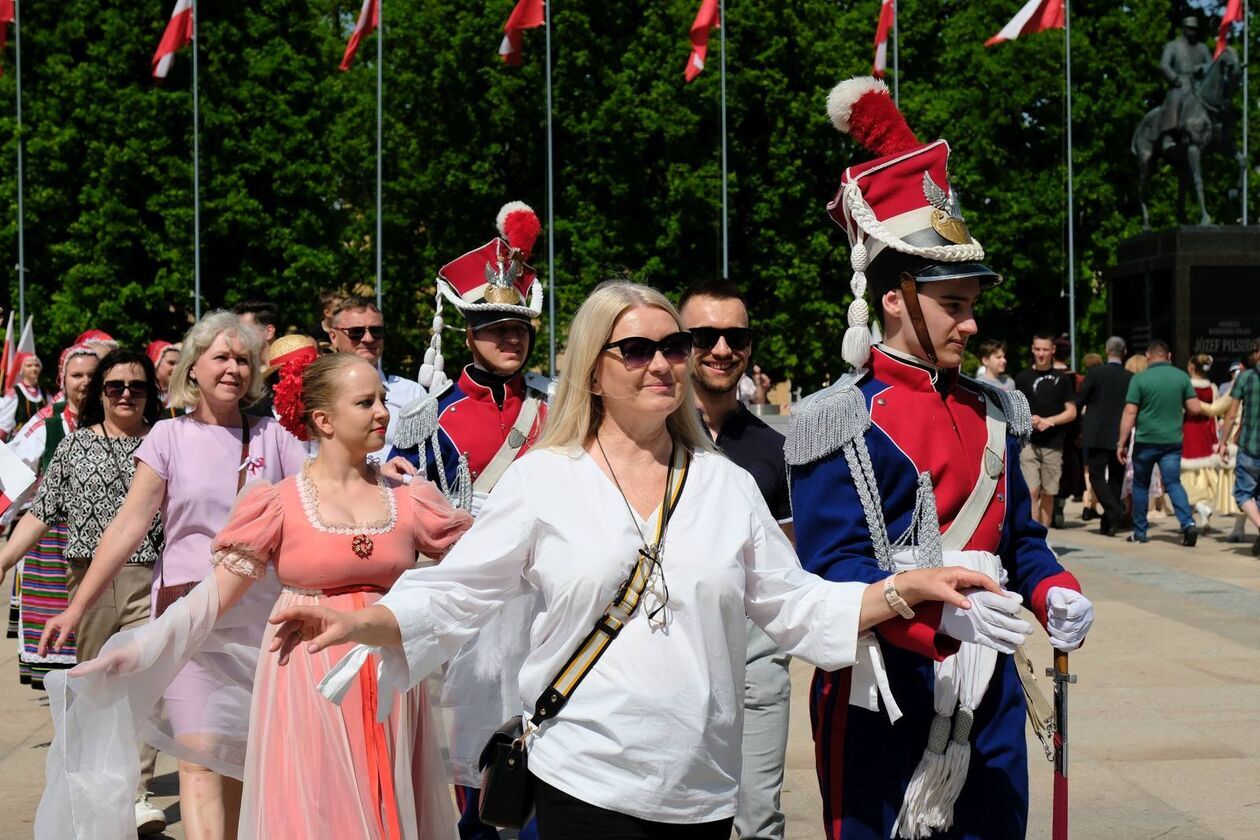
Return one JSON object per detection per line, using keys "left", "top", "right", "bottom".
{"left": 335, "top": 325, "right": 385, "bottom": 342}
{"left": 603, "top": 332, "right": 694, "bottom": 369}
{"left": 689, "top": 326, "right": 751, "bottom": 352}
{"left": 103, "top": 379, "right": 151, "bottom": 399}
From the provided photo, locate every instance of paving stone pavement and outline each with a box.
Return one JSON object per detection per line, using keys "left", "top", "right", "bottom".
{"left": 1, "top": 505, "right": 1257, "bottom": 839}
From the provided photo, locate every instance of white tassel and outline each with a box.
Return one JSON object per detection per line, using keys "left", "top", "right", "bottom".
{"left": 841, "top": 326, "right": 873, "bottom": 369}
{"left": 850, "top": 240, "right": 869, "bottom": 277}
{"left": 841, "top": 236, "right": 873, "bottom": 370}
{"left": 842, "top": 283, "right": 873, "bottom": 369}
{"left": 893, "top": 714, "right": 952, "bottom": 838}
{"left": 418, "top": 297, "right": 445, "bottom": 390}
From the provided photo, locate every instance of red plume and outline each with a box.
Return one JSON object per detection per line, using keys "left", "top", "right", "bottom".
{"left": 272, "top": 358, "right": 315, "bottom": 441}
{"left": 827, "top": 77, "right": 919, "bottom": 158}
{"left": 496, "top": 201, "right": 542, "bottom": 260}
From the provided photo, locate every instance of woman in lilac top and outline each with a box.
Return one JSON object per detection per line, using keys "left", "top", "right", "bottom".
{"left": 40, "top": 311, "right": 305, "bottom": 840}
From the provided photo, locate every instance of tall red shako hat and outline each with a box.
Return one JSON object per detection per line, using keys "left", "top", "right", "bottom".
{"left": 417, "top": 202, "right": 544, "bottom": 394}
{"left": 826, "top": 77, "right": 1000, "bottom": 370}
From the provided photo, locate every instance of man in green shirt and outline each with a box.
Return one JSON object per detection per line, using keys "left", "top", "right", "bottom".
{"left": 1118, "top": 340, "right": 1204, "bottom": 545}
{"left": 1219, "top": 340, "right": 1260, "bottom": 556}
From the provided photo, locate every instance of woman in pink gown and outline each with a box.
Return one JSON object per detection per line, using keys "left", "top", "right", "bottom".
{"left": 37, "top": 351, "right": 469, "bottom": 840}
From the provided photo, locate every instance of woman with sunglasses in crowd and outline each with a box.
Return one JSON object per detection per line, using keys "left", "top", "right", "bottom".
{"left": 40, "top": 312, "right": 306, "bottom": 840}
{"left": 275, "top": 279, "right": 1013, "bottom": 839}
{"left": 0, "top": 349, "right": 169, "bottom": 833}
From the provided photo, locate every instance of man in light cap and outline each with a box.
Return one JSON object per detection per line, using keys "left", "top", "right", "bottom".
{"left": 786, "top": 77, "right": 1094, "bottom": 839}
{"left": 388, "top": 202, "right": 548, "bottom": 840}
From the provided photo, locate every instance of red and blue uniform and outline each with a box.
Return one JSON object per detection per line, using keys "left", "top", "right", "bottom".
{"left": 791, "top": 345, "right": 1082, "bottom": 839}
{"left": 389, "top": 366, "right": 546, "bottom": 486}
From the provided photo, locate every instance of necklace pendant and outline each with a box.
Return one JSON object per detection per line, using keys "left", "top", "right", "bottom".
{"left": 352, "top": 534, "right": 374, "bottom": 559}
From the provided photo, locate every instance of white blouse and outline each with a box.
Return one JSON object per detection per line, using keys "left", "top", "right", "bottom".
{"left": 328, "top": 446, "right": 866, "bottom": 823}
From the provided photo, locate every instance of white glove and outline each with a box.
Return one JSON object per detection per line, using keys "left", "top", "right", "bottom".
{"left": 939, "top": 589, "right": 1033, "bottom": 655}
{"left": 1045, "top": 587, "right": 1093, "bottom": 651}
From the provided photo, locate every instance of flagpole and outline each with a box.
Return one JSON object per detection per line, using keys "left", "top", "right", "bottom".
{"left": 14, "top": 0, "right": 25, "bottom": 325}
{"left": 375, "top": 0, "right": 383, "bottom": 310}
{"left": 719, "top": 0, "right": 728, "bottom": 279}
{"left": 1065, "top": 0, "right": 1076, "bottom": 371}
{"left": 191, "top": 0, "right": 201, "bottom": 320}
{"left": 892, "top": 0, "right": 899, "bottom": 106}
{"left": 545, "top": 0, "right": 556, "bottom": 378}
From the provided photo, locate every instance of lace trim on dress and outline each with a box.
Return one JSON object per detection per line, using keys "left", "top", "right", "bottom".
{"left": 210, "top": 547, "right": 267, "bottom": 581}
{"left": 281, "top": 585, "right": 323, "bottom": 597}
{"left": 296, "top": 462, "right": 398, "bottom": 536}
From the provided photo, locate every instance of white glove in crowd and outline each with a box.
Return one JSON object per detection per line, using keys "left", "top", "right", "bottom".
{"left": 938, "top": 589, "right": 1034, "bottom": 655}
{"left": 1045, "top": 587, "right": 1094, "bottom": 651}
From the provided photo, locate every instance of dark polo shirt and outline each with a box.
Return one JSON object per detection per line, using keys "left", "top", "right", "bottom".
{"left": 711, "top": 403, "right": 792, "bottom": 523}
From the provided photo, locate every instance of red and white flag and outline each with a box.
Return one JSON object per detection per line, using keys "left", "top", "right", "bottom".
{"left": 684, "top": 0, "right": 720, "bottom": 82}
{"left": 1215, "top": 0, "right": 1243, "bottom": 60}
{"left": 339, "top": 0, "right": 379, "bottom": 71}
{"left": 152, "top": 0, "right": 194, "bottom": 79}
{"left": 499, "top": 0, "right": 544, "bottom": 66}
{"left": 873, "top": 0, "right": 895, "bottom": 78}
{"left": 985, "top": 0, "right": 1063, "bottom": 47}
{"left": 5, "top": 316, "right": 34, "bottom": 396}
{"left": 0, "top": 436, "right": 37, "bottom": 520}
{"left": 0, "top": 312, "right": 13, "bottom": 394}
{"left": 1, "top": 0, "right": 14, "bottom": 77}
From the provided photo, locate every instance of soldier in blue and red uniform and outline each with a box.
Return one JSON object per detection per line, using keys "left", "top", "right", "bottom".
{"left": 787, "top": 78, "right": 1095, "bottom": 839}
{"left": 388, "top": 202, "right": 547, "bottom": 840}
{"left": 390, "top": 201, "right": 548, "bottom": 511}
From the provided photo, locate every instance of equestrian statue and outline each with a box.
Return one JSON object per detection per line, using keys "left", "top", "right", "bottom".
{"left": 1133, "top": 15, "right": 1244, "bottom": 228}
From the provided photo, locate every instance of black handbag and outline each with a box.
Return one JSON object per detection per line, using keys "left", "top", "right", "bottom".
{"left": 477, "top": 716, "right": 533, "bottom": 829}
{"left": 475, "top": 444, "right": 691, "bottom": 829}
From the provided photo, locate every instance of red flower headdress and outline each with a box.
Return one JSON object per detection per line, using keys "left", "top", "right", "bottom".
{"left": 271, "top": 345, "right": 319, "bottom": 441}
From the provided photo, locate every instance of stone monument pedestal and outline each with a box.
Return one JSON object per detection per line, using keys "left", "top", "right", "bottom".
{"left": 1105, "top": 226, "right": 1260, "bottom": 379}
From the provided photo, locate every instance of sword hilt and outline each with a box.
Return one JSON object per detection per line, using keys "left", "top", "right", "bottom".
{"left": 1047, "top": 650, "right": 1077, "bottom": 684}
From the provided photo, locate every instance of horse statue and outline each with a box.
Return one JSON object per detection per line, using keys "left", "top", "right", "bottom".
{"left": 1132, "top": 48, "right": 1243, "bottom": 228}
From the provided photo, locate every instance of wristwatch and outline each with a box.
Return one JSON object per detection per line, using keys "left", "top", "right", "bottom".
{"left": 883, "top": 572, "right": 915, "bottom": 619}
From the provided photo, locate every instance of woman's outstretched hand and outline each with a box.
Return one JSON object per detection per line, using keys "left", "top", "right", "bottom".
{"left": 269, "top": 606, "right": 359, "bottom": 665}
{"left": 268, "top": 603, "right": 402, "bottom": 665}
{"left": 898, "top": 566, "right": 1006, "bottom": 611}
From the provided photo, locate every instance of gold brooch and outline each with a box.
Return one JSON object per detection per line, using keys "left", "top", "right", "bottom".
{"left": 351, "top": 534, "right": 374, "bottom": 559}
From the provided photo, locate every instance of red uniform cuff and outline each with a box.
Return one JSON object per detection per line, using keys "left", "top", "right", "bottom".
{"left": 875, "top": 602, "right": 960, "bottom": 661}
{"left": 1030, "top": 571, "right": 1083, "bottom": 629}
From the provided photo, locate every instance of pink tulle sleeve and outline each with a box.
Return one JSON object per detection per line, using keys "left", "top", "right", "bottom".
{"left": 210, "top": 481, "right": 285, "bottom": 580}
{"left": 408, "top": 480, "right": 473, "bottom": 560}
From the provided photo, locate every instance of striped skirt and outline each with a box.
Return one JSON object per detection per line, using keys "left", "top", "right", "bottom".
{"left": 18, "top": 523, "right": 76, "bottom": 688}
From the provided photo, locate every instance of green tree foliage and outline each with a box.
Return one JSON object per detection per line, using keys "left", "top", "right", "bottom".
{"left": 0, "top": 0, "right": 1252, "bottom": 386}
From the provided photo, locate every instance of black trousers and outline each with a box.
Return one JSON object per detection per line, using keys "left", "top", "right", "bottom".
{"left": 1087, "top": 446, "right": 1126, "bottom": 528}
{"left": 533, "top": 779, "right": 735, "bottom": 840}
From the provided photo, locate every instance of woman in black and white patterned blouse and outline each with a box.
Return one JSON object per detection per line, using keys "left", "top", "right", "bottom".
{"left": 0, "top": 347, "right": 168, "bottom": 832}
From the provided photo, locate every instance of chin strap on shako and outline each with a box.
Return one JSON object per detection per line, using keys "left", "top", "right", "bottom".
{"left": 898, "top": 272, "right": 939, "bottom": 367}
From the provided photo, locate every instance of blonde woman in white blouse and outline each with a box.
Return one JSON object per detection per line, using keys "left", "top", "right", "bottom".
{"left": 271, "top": 280, "right": 1010, "bottom": 838}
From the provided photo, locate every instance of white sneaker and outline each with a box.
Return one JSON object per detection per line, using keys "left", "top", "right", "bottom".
{"left": 135, "top": 793, "right": 166, "bottom": 835}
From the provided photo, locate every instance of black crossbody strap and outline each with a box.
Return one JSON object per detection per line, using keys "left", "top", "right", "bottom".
{"left": 530, "top": 444, "right": 691, "bottom": 724}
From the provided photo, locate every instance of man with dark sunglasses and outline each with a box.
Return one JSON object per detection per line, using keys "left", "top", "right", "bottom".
{"left": 387, "top": 202, "right": 548, "bottom": 840}
{"left": 328, "top": 295, "right": 424, "bottom": 462}
{"left": 680, "top": 279, "right": 793, "bottom": 840}
{"left": 787, "top": 78, "right": 1093, "bottom": 840}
